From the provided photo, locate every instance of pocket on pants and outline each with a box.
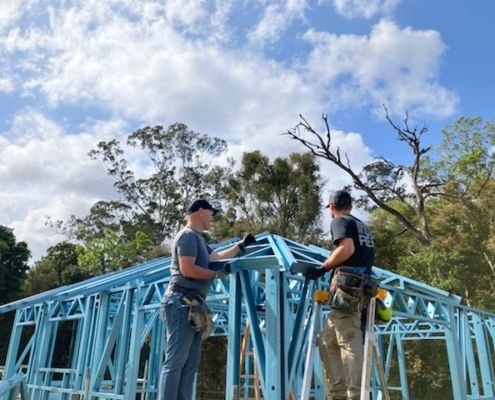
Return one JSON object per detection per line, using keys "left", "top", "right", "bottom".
{"left": 331, "top": 288, "right": 361, "bottom": 313}
{"left": 163, "top": 301, "right": 181, "bottom": 330}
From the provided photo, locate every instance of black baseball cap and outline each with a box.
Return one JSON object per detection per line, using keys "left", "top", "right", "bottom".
{"left": 186, "top": 199, "right": 220, "bottom": 215}
{"left": 326, "top": 190, "right": 352, "bottom": 209}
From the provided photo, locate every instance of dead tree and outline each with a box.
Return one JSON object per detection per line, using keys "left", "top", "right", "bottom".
{"left": 286, "top": 109, "right": 443, "bottom": 247}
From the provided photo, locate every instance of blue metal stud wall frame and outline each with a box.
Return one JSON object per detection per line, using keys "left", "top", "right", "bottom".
{"left": 0, "top": 232, "right": 494, "bottom": 399}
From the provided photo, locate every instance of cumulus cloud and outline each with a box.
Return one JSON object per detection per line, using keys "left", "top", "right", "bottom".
{"left": 331, "top": 0, "right": 401, "bottom": 19}
{"left": 0, "top": 110, "right": 129, "bottom": 261}
{"left": 0, "top": 0, "right": 458, "bottom": 260}
{"left": 249, "top": 0, "right": 309, "bottom": 46}
{"left": 4, "top": 3, "right": 456, "bottom": 127}
{"left": 303, "top": 19, "right": 458, "bottom": 118}
{"left": 0, "top": 0, "right": 23, "bottom": 31}
{"left": 4, "top": 2, "right": 321, "bottom": 149}
{"left": 0, "top": 77, "right": 14, "bottom": 93}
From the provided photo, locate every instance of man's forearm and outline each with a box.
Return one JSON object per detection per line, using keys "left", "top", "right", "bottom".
{"left": 212, "top": 244, "right": 241, "bottom": 260}
{"left": 179, "top": 255, "right": 216, "bottom": 279}
{"left": 182, "top": 264, "right": 216, "bottom": 280}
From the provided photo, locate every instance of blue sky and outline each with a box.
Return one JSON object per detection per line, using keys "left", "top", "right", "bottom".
{"left": 1, "top": 0, "right": 494, "bottom": 262}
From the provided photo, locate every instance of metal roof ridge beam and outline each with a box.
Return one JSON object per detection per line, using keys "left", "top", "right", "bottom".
{"left": 51, "top": 261, "right": 170, "bottom": 302}
{"left": 373, "top": 267, "right": 462, "bottom": 304}
{"left": 0, "top": 258, "right": 171, "bottom": 314}
{"left": 270, "top": 235, "right": 294, "bottom": 270}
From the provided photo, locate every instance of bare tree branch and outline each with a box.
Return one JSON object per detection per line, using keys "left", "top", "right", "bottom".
{"left": 286, "top": 112, "right": 438, "bottom": 246}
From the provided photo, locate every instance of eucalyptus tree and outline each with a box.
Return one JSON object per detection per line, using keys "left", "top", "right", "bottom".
{"left": 218, "top": 151, "right": 323, "bottom": 243}
{"left": 0, "top": 225, "right": 30, "bottom": 364}
{"left": 21, "top": 242, "right": 89, "bottom": 296}
{"left": 0, "top": 225, "right": 30, "bottom": 303}
{"left": 56, "top": 123, "right": 229, "bottom": 245}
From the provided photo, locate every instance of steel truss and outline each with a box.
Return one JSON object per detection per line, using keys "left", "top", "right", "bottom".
{"left": 0, "top": 233, "right": 494, "bottom": 399}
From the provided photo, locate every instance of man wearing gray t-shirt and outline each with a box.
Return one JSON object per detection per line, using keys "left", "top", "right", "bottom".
{"left": 158, "top": 198, "right": 255, "bottom": 400}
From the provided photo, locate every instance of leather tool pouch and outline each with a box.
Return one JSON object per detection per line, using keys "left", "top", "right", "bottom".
{"left": 330, "top": 268, "right": 370, "bottom": 313}
{"left": 362, "top": 276, "right": 378, "bottom": 298}
{"left": 187, "top": 300, "right": 214, "bottom": 339}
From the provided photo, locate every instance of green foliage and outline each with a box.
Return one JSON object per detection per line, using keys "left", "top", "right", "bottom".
{"left": 0, "top": 225, "right": 30, "bottom": 365}
{"left": 217, "top": 151, "right": 323, "bottom": 242}
{"left": 371, "top": 184, "right": 495, "bottom": 310}
{"left": 0, "top": 225, "right": 30, "bottom": 304}
{"left": 358, "top": 158, "right": 411, "bottom": 208}
{"left": 369, "top": 116, "right": 495, "bottom": 309}
{"left": 435, "top": 116, "right": 495, "bottom": 193}
{"left": 76, "top": 229, "right": 153, "bottom": 274}
{"left": 397, "top": 246, "right": 464, "bottom": 294}
{"left": 369, "top": 200, "right": 418, "bottom": 271}
{"left": 21, "top": 242, "right": 91, "bottom": 297}
{"left": 58, "top": 123, "right": 230, "bottom": 245}
{"left": 367, "top": 117, "right": 495, "bottom": 399}
{"left": 429, "top": 185, "right": 495, "bottom": 308}
{"left": 404, "top": 341, "right": 453, "bottom": 399}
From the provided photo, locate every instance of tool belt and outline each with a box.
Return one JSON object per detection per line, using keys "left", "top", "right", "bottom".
{"left": 329, "top": 267, "right": 377, "bottom": 313}
{"left": 168, "top": 284, "right": 205, "bottom": 303}
{"left": 168, "top": 284, "right": 213, "bottom": 339}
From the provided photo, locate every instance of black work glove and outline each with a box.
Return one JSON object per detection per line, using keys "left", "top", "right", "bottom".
{"left": 303, "top": 265, "right": 328, "bottom": 280}
{"left": 238, "top": 233, "right": 256, "bottom": 252}
{"left": 215, "top": 264, "right": 232, "bottom": 279}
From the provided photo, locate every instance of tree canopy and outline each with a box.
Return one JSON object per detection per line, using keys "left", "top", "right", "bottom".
{"left": 0, "top": 225, "right": 30, "bottom": 304}
{"left": 21, "top": 242, "right": 89, "bottom": 296}
{"left": 287, "top": 114, "right": 495, "bottom": 308}
{"left": 0, "top": 225, "right": 30, "bottom": 365}
{"left": 216, "top": 151, "right": 323, "bottom": 243}
{"left": 55, "top": 123, "right": 230, "bottom": 246}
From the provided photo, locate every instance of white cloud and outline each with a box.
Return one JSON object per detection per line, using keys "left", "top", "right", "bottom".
{"left": 331, "top": 0, "right": 401, "bottom": 19}
{"left": 3, "top": 3, "right": 456, "bottom": 127}
{"left": 249, "top": 0, "right": 309, "bottom": 45}
{"left": 303, "top": 19, "right": 458, "bottom": 118}
{"left": 0, "top": 77, "right": 14, "bottom": 93}
{"left": 4, "top": 3, "right": 320, "bottom": 145}
{"left": 0, "top": 110, "right": 130, "bottom": 261}
{"left": 0, "top": 1, "right": 459, "bottom": 261}
{"left": 163, "top": 0, "right": 208, "bottom": 28}
{"left": 0, "top": 0, "right": 23, "bottom": 31}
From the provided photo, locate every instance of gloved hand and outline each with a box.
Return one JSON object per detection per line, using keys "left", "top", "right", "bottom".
{"left": 215, "top": 264, "right": 231, "bottom": 279}
{"left": 238, "top": 233, "right": 256, "bottom": 252}
{"left": 303, "top": 265, "right": 328, "bottom": 280}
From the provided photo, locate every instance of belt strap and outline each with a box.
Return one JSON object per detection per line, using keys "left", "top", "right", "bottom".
{"left": 338, "top": 266, "right": 371, "bottom": 275}
{"left": 168, "top": 284, "right": 205, "bottom": 303}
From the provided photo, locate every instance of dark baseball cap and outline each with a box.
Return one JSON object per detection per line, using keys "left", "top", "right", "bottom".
{"left": 326, "top": 190, "right": 352, "bottom": 209}
{"left": 186, "top": 199, "right": 220, "bottom": 215}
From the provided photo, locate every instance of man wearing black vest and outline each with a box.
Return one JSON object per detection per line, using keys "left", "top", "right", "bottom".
{"left": 305, "top": 190, "right": 374, "bottom": 400}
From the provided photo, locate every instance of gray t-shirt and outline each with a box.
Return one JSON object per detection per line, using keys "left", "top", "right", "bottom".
{"left": 169, "top": 226, "right": 214, "bottom": 297}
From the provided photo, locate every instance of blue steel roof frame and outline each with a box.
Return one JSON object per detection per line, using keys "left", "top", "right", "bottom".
{"left": 371, "top": 293, "right": 495, "bottom": 399}
{"left": 0, "top": 256, "right": 171, "bottom": 314}
{"left": 1, "top": 232, "right": 494, "bottom": 400}
{"left": 221, "top": 233, "right": 495, "bottom": 399}
{"left": 0, "top": 372, "right": 28, "bottom": 399}
{"left": 223, "top": 234, "right": 334, "bottom": 398}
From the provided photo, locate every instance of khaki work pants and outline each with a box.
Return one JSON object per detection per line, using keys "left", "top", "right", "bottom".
{"left": 317, "top": 309, "right": 363, "bottom": 400}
